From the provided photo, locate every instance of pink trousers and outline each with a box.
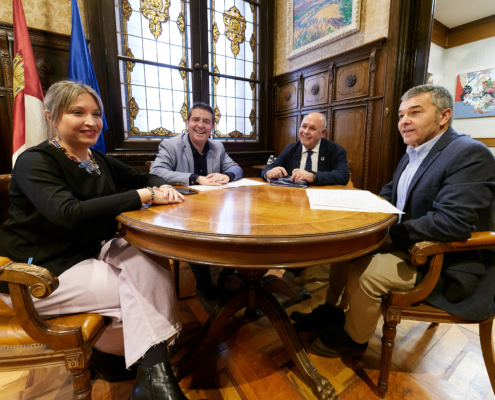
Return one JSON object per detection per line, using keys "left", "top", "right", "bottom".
{"left": 1, "top": 238, "right": 182, "bottom": 368}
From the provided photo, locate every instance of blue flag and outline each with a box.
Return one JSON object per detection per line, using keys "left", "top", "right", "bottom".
{"left": 69, "top": 0, "right": 107, "bottom": 153}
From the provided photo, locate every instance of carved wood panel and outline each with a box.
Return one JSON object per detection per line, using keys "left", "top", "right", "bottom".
{"left": 275, "top": 115, "right": 298, "bottom": 156}
{"left": 277, "top": 80, "right": 298, "bottom": 112}
{"left": 33, "top": 48, "right": 70, "bottom": 92}
{"left": 334, "top": 59, "right": 369, "bottom": 101}
{"left": 331, "top": 105, "right": 367, "bottom": 189}
{"left": 303, "top": 72, "right": 328, "bottom": 107}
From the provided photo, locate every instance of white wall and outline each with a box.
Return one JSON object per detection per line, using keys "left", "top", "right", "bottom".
{"left": 428, "top": 43, "right": 445, "bottom": 86}
{"left": 429, "top": 37, "right": 495, "bottom": 154}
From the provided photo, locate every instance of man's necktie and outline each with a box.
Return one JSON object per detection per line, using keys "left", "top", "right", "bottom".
{"left": 305, "top": 151, "right": 313, "bottom": 172}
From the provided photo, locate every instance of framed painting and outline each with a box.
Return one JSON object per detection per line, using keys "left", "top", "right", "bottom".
{"left": 454, "top": 68, "right": 495, "bottom": 119}
{"left": 286, "top": 0, "right": 361, "bottom": 60}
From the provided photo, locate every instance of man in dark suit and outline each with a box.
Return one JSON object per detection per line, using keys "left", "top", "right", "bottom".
{"left": 261, "top": 112, "right": 349, "bottom": 186}
{"left": 291, "top": 85, "right": 495, "bottom": 358}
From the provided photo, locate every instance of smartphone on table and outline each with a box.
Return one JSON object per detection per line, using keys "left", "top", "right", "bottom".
{"left": 175, "top": 187, "right": 198, "bottom": 195}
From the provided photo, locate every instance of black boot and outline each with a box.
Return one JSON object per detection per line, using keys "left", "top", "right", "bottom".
{"left": 131, "top": 361, "right": 188, "bottom": 400}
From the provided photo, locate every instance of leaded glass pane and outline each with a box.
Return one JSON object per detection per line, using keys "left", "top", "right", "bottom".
{"left": 209, "top": 0, "right": 259, "bottom": 141}
{"left": 117, "top": 0, "right": 191, "bottom": 139}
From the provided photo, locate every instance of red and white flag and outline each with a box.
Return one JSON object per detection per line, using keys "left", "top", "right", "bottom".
{"left": 12, "top": 0, "right": 47, "bottom": 166}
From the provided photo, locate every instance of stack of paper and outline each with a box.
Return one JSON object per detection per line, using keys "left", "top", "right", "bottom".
{"left": 306, "top": 189, "right": 404, "bottom": 214}
{"left": 191, "top": 178, "right": 267, "bottom": 192}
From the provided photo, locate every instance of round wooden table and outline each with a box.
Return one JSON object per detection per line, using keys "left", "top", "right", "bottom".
{"left": 117, "top": 182, "right": 396, "bottom": 400}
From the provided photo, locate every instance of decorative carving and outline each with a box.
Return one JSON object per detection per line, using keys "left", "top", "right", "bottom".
{"left": 369, "top": 49, "right": 377, "bottom": 96}
{"left": 250, "top": 131, "right": 255, "bottom": 138}
{"left": 284, "top": 92, "right": 291, "bottom": 101}
{"left": 214, "top": 129, "right": 221, "bottom": 138}
{"left": 369, "top": 52, "right": 376, "bottom": 72}
{"left": 65, "top": 353, "right": 82, "bottom": 370}
{"left": 180, "top": 102, "right": 188, "bottom": 121}
{"left": 36, "top": 61, "right": 54, "bottom": 76}
{"left": 386, "top": 309, "right": 401, "bottom": 323}
{"left": 178, "top": 58, "right": 186, "bottom": 80}
{"left": 228, "top": 130, "right": 243, "bottom": 138}
{"left": 223, "top": 6, "right": 246, "bottom": 58}
{"left": 328, "top": 63, "right": 334, "bottom": 83}
{"left": 129, "top": 97, "right": 139, "bottom": 120}
{"left": 250, "top": 4, "right": 255, "bottom": 13}
{"left": 150, "top": 127, "right": 173, "bottom": 136}
{"left": 212, "top": 22, "right": 220, "bottom": 43}
{"left": 125, "top": 48, "right": 135, "bottom": 71}
{"left": 311, "top": 84, "right": 320, "bottom": 96}
{"left": 13, "top": 54, "right": 25, "bottom": 100}
{"left": 2, "top": 58, "right": 13, "bottom": 88}
{"left": 250, "top": 72, "right": 255, "bottom": 91}
{"left": 214, "top": 106, "right": 221, "bottom": 125}
{"left": 139, "top": 0, "right": 171, "bottom": 40}
{"left": 213, "top": 65, "right": 220, "bottom": 85}
{"left": 346, "top": 74, "right": 357, "bottom": 87}
{"left": 85, "top": 346, "right": 92, "bottom": 362}
{"left": 249, "top": 109, "right": 255, "bottom": 126}
{"left": 122, "top": 0, "right": 133, "bottom": 21}
{"left": 131, "top": 127, "right": 140, "bottom": 136}
{"left": 249, "top": 33, "right": 255, "bottom": 53}
{"left": 176, "top": 12, "right": 185, "bottom": 34}
{"left": 363, "top": 105, "right": 372, "bottom": 190}
{"left": 0, "top": 261, "right": 58, "bottom": 298}
{"left": 0, "top": 38, "right": 8, "bottom": 57}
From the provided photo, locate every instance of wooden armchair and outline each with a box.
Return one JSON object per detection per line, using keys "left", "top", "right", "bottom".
{"left": 378, "top": 231, "right": 495, "bottom": 398}
{"left": 0, "top": 174, "right": 110, "bottom": 399}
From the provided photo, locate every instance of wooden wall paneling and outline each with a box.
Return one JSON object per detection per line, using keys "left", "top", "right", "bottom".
{"left": 331, "top": 104, "right": 367, "bottom": 189}
{"left": 277, "top": 79, "right": 299, "bottom": 112}
{"left": 32, "top": 47, "right": 70, "bottom": 93}
{"left": 302, "top": 70, "right": 328, "bottom": 108}
{"left": 366, "top": 99, "right": 385, "bottom": 193}
{"left": 410, "top": 0, "right": 435, "bottom": 87}
{"left": 334, "top": 58, "right": 370, "bottom": 102}
{"left": 0, "top": 31, "right": 12, "bottom": 176}
{"left": 274, "top": 114, "right": 298, "bottom": 156}
{"left": 328, "top": 62, "right": 334, "bottom": 105}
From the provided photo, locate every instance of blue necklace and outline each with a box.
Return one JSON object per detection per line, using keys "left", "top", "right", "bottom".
{"left": 51, "top": 139, "right": 101, "bottom": 175}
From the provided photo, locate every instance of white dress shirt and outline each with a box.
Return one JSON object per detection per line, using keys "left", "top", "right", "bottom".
{"left": 396, "top": 132, "right": 446, "bottom": 221}
{"left": 299, "top": 140, "right": 321, "bottom": 172}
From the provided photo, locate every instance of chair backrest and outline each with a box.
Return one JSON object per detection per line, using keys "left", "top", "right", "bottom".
{"left": 0, "top": 174, "right": 11, "bottom": 227}
{"left": 145, "top": 161, "right": 152, "bottom": 173}
{"left": 0, "top": 175, "right": 10, "bottom": 193}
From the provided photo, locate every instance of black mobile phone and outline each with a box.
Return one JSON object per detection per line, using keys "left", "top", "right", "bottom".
{"left": 175, "top": 188, "right": 198, "bottom": 195}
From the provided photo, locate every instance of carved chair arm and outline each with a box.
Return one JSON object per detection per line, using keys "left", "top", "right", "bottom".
{"left": 0, "top": 257, "right": 83, "bottom": 350}
{"left": 385, "top": 232, "right": 495, "bottom": 308}
{"left": 0, "top": 257, "right": 58, "bottom": 299}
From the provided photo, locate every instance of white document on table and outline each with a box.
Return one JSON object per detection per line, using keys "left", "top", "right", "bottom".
{"left": 306, "top": 189, "right": 404, "bottom": 214}
{"left": 190, "top": 178, "right": 267, "bottom": 192}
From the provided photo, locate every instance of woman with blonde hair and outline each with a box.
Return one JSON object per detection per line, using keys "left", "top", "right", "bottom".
{"left": 0, "top": 80, "right": 188, "bottom": 399}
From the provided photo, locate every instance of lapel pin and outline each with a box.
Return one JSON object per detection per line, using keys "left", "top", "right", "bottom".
{"left": 321, "top": 157, "right": 325, "bottom": 161}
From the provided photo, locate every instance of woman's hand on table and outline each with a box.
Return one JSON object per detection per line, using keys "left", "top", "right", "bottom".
{"left": 155, "top": 186, "right": 185, "bottom": 204}
{"left": 137, "top": 187, "right": 185, "bottom": 205}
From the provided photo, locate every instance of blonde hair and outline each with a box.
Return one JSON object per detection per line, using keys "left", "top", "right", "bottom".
{"left": 44, "top": 80, "right": 104, "bottom": 137}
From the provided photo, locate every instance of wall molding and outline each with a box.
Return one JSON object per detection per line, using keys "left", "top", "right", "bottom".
{"left": 432, "top": 15, "right": 495, "bottom": 49}
{"left": 474, "top": 138, "right": 495, "bottom": 147}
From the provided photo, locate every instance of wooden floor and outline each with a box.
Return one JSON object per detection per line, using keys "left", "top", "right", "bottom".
{"left": 1, "top": 263, "right": 494, "bottom": 400}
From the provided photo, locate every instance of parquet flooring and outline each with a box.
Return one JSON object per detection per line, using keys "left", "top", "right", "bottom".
{"left": 1, "top": 263, "right": 494, "bottom": 400}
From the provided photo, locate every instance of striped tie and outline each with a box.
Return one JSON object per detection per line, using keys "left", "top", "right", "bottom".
{"left": 305, "top": 151, "right": 313, "bottom": 172}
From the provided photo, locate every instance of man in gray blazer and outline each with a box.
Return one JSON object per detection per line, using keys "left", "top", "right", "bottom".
{"left": 150, "top": 102, "right": 243, "bottom": 314}
{"left": 291, "top": 85, "right": 495, "bottom": 358}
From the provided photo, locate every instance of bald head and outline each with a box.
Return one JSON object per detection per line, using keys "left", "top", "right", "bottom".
{"left": 299, "top": 113, "right": 327, "bottom": 150}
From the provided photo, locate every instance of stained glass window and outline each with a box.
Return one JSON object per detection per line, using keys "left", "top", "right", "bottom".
{"left": 116, "top": 0, "right": 192, "bottom": 139}
{"left": 208, "top": 0, "right": 259, "bottom": 142}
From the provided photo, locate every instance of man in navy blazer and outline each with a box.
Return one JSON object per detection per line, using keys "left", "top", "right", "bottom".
{"left": 291, "top": 85, "right": 495, "bottom": 358}
{"left": 261, "top": 113, "right": 349, "bottom": 186}
{"left": 150, "top": 102, "right": 243, "bottom": 314}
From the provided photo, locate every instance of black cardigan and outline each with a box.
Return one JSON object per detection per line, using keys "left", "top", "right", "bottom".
{"left": 0, "top": 141, "right": 166, "bottom": 294}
